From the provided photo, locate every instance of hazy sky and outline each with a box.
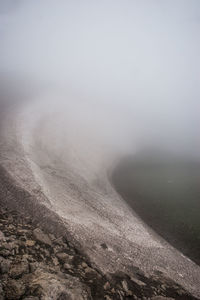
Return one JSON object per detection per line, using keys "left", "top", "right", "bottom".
{"left": 0, "top": 0, "right": 200, "bottom": 156}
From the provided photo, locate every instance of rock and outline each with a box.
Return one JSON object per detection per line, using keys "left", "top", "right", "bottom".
{"left": 121, "top": 280, "right": 129, "bottom": 293}
{"left": 81, "top": 262, "right": 88, "bottom": 269}
{"left": 0, "top": 283, "right": 4, "bottom": 300}
{"left": 0, "top": 257, "right": 11, "bottom": 274}
{"left": 0, "top": 248, "right": 10, "bottom": 257}
{"left": 4, "top": 279, "right": 26, "bottom": 299}
{"left": 131, "top": 276, "right": 146, "bottom": 287}
{"left": 25, "top": 240, "right": 36, "bottom": 247}
{"left": 103, "top": 282, "right": 110, "bottom": 290}
{"left": 4, "top": 242, "right": 17, "bottom": 251}
{"left": 33, "top": 228, "right": 52, "bottom": 246}
{"left": 49, "top": 233, "right": 56, "bottom": 241}
{"left": 105, "top": 296, "right": 112, "bottom": 300}
{"left": 0, "top": 230, "right": 6, "bottom": 241}
{"left": 100, "top": 243, "right": 108, "bottom": 250}
{"left": 84, "top": 267, "right": 97, "bottom": 275}
{"left": 56, "top": 252, "right": 73, "bottom": 263}
{"left": 9, "top": 260, "right": 29, "bottom": 278}
{"left": 42, "top": 248, "right": 50, "bottom": 257}
{"left": 52, "top": 257, "right": 59, "bottom": 266}
{"left": 54, "top": 237, "right": 64, "bottom": 246}
{"left": 28, "top": 269, "right": 92, "bottom": 300}
{"left": 23, "top": 297, "right": 39, "bottom": 300}
{"left": 151, "top": 297, "right": 175, "bottom": 300}
{"left": 29, "top": 263, "right": 37, "bottom": 273}
{"left": 63, "top": 263, "right": 72, "bottom": 270}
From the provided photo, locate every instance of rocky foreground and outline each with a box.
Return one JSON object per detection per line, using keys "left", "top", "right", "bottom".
{"left": 0, "top": 207, "right": 198, "bottom": 300}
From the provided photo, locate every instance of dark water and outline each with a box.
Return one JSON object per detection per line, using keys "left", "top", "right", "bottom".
{"left": 113, "top": 151, "right": 200, "bottom": 265}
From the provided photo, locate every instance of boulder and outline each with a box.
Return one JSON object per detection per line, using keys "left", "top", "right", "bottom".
{"left": 0, "top": 257, "right": 11, "bottom": 274}
{"left": 56, "top": 252, "right": 73, "bottom": 263}
{"left": 33, "top": 228, "right": 52, "bottom": 246}
{"left": 4, "top": 279, "right": 26, "bottom": 299}
{"left": 9, "top": 260, "right": 29, "bottom": 278}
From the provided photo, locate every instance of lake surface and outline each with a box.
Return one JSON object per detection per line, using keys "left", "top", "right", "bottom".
{"left": 113, "top": 151, "right": 200, "bottom": 265}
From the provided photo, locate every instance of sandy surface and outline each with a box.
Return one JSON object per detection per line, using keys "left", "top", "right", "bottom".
{"left": 0, "top": 95, "right": 200, "bottom": 298}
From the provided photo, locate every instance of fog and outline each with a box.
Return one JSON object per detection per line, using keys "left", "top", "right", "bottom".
{"left": 0, "top": 0, "right": 200, "bottom": 158}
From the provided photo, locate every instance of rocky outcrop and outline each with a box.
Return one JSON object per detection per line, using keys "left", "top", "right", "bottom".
{"left": 0, "top": 207, "right": 198, "bottom": 300}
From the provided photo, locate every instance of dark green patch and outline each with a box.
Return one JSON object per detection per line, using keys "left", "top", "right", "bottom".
{"left": 112, "top": 150, "right": 200, "bottom": 265}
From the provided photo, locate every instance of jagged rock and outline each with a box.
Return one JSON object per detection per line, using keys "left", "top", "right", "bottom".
{"left": 53, "top": 237, "right": 64, "bottom": 246}
{"left": 151, "top": 297, "right": 175, "bottom": 300}
{"left": 28, "top": 269, "right": 92, "bottom": 300}
{"left": 63, "top": 263, "right": 71, "bottom": 270}
{"left": 0, "top": 293, "right": 4, "bottom": 300}
{"left": 0, "top": 230, "right": 6, "bottom": 241}
{"left": 84, "top": 267, "right": 97, "bottom": 275}
{"left": 0, "top": 209, "right": 197, "bottom": 300}
{"left": 52, "top": 256, "right": 59, "bottom": 266}
{"left": 0, "top": 248, "right": 10, "bottom": 257}
{"left": 56, "top": 252, "right": 73, "bottom": 263}
{"left": 9, "top": 260, "right": 29, "bottom": 278}
{"left": 100, "top": 243, "right": 108, "bottom": 250}
{"left": 33, "top": 228, "right": 52, "bottom": 246}
{"left": 25, "top": 240, "right": 36, "bottom": 247}
{"left": 131, "top": 276, "right": 146, "bottom": 287}
{"left": 121, "top": 280, "right": 129, "bottom": 293}
{"left": 4, "top": 279, "right": 26, "bottom": 299}
{"left": 23, "top": 297, "right": 39, "bottom": 300}
{"left": 0, "top": 257, "right": 11, "bottom": 273}
{"left": 0, "top": 283, "right": 5, "bottom": 300}
{"left": 104, "top": 296, "right": 112, "bottom": 300}
{"left": 81, "top": 262, "right": 88, "bottom": 269}
{"left": 49, "top": 233, "right": 56, "bottom": 241}
{"left": 103, "top": 282, "right": 110, "bottom": 290}
{"left": 29, "top": 263, "right": 37, "bottom": 273}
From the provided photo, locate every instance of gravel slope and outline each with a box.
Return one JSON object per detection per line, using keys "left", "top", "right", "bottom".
{"left": 0, "top": 95, "right": 200, "bottom": 298}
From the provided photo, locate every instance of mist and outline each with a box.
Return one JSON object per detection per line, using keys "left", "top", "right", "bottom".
{"left": 2, "top": 2, "right": 200, "bottom": 298}
{"left": 0, "top": 0, "right": 200, "bottom": 158}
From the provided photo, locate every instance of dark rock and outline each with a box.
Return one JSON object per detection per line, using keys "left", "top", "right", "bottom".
{"left": 3, "top": 242, "right": 17, "bottom": 251}
{"left": 57, "top": 292, "right": 71, "bottom": 300}
{"left": 0, "top": 283, "right": 5, "bottom": 300}
{"left": 4, "top": 279, "right": 26, "bottom": 299}
{"left": 100, "top": 243, "right": 108, "bottom": 249}
{"left": 0, "top": 248, "right": 10, "bottom": 257}
{"left": 0, "top": 257, "right": 11, "bottom": 273}
{"left": 9, "top": 260, "right": 29, "bottom": 278}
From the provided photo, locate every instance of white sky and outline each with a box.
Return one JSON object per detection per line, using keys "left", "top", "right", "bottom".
{"left": 0, "top": 0, "right": 200, "bottom": 156}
